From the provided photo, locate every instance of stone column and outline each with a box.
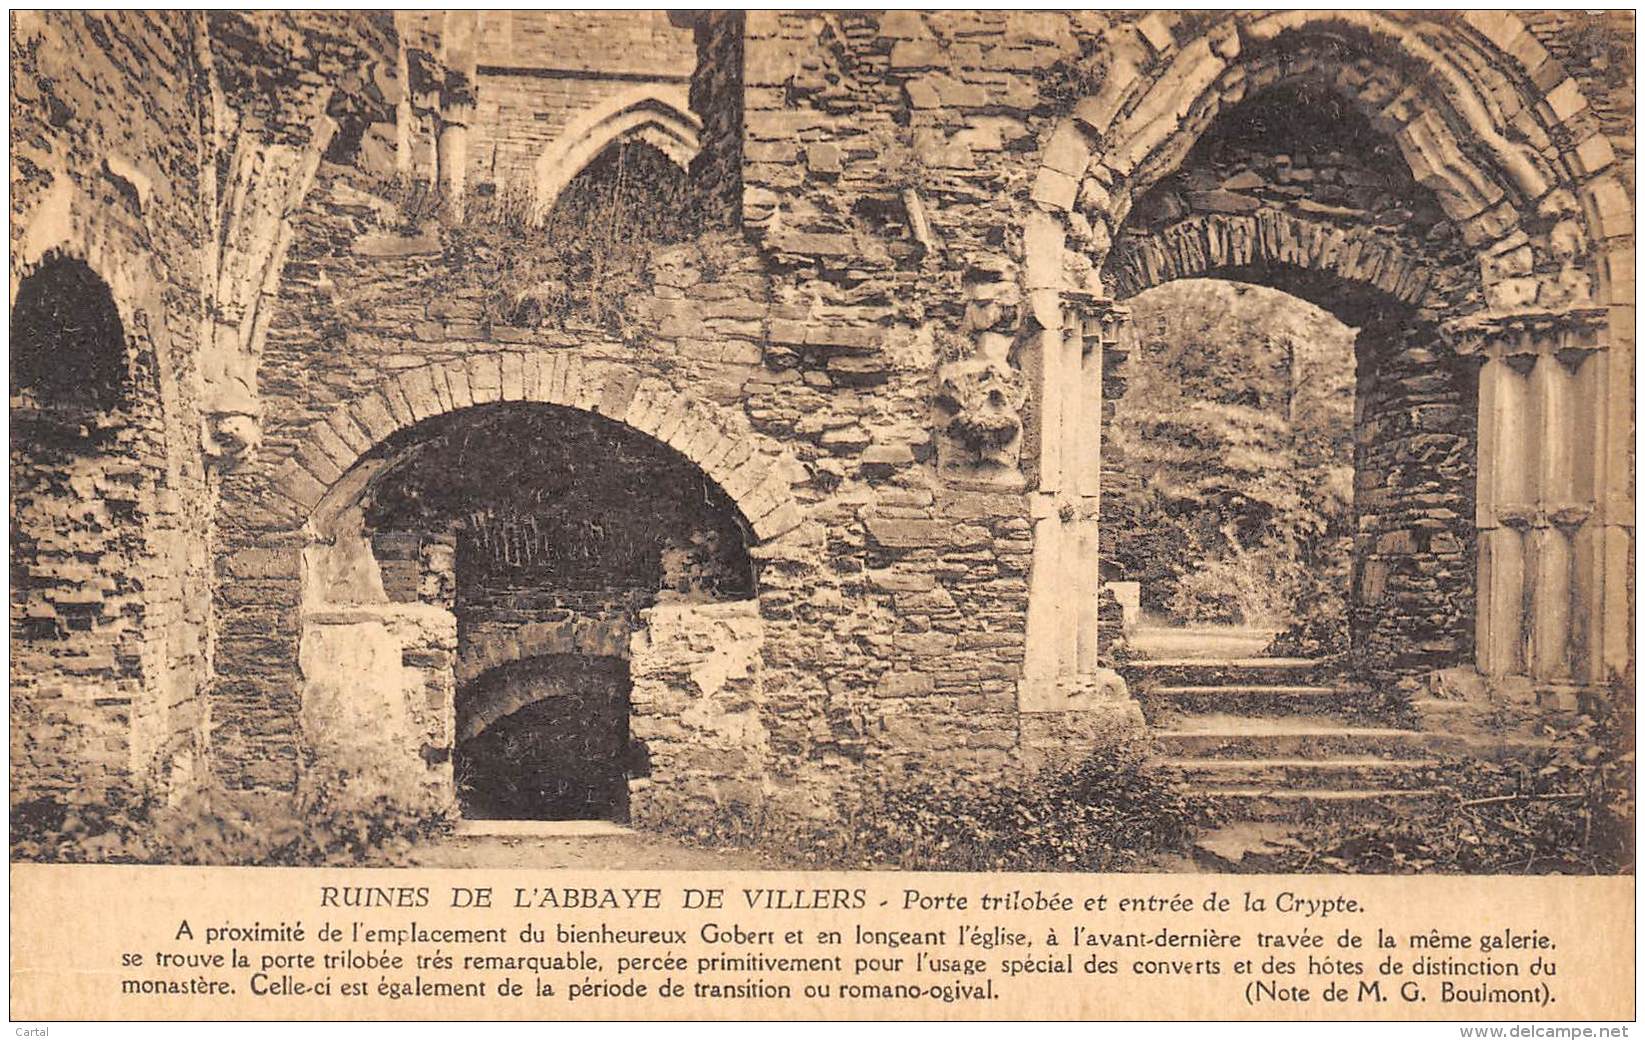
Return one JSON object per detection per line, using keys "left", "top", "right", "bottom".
{"left": 437, "top": 12, "right": 479, "bottom": 217}
{"left": 1456, "top": 308, "right": 1612, "bottom": 692}
{"left": 1021, "top": 292, "right": 1140, "bottom": 728}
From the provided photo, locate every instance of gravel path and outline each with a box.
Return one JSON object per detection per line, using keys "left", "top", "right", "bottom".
{"left": 405, "top": 830, "right": 774, "bottom": 870}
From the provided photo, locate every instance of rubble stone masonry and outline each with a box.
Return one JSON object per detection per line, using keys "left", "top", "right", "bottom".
{"left": 8, "top": 11, "right": 1635, "bottom": 828}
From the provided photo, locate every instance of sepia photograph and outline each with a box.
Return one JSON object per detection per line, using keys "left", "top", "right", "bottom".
{"left": 8, "top": 8, "right": 1636, "bottom": 889}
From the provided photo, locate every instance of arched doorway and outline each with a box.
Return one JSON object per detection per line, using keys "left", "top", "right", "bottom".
{"left": 1014, "top": 12, "right": 1630, "bottom": 825}
{"left": 299, "top": 399, "right": 757, "bottom": 822}
{"left": 1102, "top": 81, "right": 1481, "bottom": 683}
{"left": 9, "top": 256, "right": 152, "bottom": 798}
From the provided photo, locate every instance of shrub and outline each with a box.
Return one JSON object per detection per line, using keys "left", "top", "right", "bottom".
{"left": 370, "top": 139, "right": 713, "bottom": 340}
{"left": 1257, "top": 677, "right": 1635, "bottom": 874}
{"left": 661, "top": 744, "right": 1217, "bottom": 872}
{"left": 11, "top": 766, "right": 453, "bottom": 866}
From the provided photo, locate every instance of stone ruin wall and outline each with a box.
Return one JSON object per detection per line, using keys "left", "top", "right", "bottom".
{"left": 8, "top": 11, "right": 1636, "bottom": 824}
{"left": 460, "top": 12, "right": 698, "bottom": 200}
{"left": 9, "top": 12, "right": 215, "bottom": 804}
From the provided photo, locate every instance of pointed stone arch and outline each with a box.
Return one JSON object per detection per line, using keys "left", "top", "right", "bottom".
{"left": 1022, "top": 11, "right": 1634, "bottom": 696}
{"left": 530, "top": 85, "right": 702, "bottom": 221}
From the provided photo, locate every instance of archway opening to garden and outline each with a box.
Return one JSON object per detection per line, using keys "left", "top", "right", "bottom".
{"left": 1105, "top": 279, "right": 1358, "bottom": 661}
{"left": 1101, "top": 81, "right": 1480, "bottom": 680}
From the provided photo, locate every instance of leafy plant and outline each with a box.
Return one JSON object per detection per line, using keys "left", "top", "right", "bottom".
{"left": 660, "top": 743, "right": 1216, "bottom": 871}
{"left": 1256, "top": 674, "right": 1635, "bottom": 874}
{"left": 371, "top": 139, "right": 713, "bottom": 340}
{"left": 11, "top": 763, "right": 453, "bottom": 866}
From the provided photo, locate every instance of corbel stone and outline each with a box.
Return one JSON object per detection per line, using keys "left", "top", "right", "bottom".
{"left": 200, "top": 110, "right": 337, "bottom": 471}
{"left": 932, "top": 258, "right": 1028, "bottom": 489}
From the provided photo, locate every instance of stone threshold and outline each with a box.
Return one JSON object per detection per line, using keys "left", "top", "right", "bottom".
{"left": 453, "top": 819, "right": 633, "bottom": 838}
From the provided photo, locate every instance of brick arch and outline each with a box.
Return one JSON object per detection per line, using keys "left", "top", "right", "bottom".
{"left": 1028, "top": 10, "right": 1629, "bottom": 307}
{"left": 1107, "top": 212, "right": 1436, "bottom": 312}
{"left": 455, "top": 653, "right": 630, "bottom": 743}
{"left": 456, "top": 616, "right": 631, "bottom": 687}
{"left": 530, "top": 85, "right": 702, "bottom": 222}
{"left": 271, "top": 351, "right": 803, "bottom": 543}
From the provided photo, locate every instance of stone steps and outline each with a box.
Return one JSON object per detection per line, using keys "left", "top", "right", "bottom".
{"left": 1164, "top": 755, "right": 1441, "bottom": 787}
{"left": 1127, "top": 657, "right": 1328, "bottom": 686}
{"left": 1153, "top": 716, "right": 1429, "bottom": 758}
{"left": 1127, "top": 625, "right": 1277, "bottom": 660}
{"left": 1128, "top": 635, "right": 1437, "bottom": 830}
{"left": 1191, "top": 788, "right": 1447, "bottom": 823}
{"left": 1145, "top": 684, "right": 1346, "bottom": 715}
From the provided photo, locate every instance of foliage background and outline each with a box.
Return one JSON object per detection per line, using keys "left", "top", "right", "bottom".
{"left": 1105, "top": 279, "right": 1356, "bottom": 650}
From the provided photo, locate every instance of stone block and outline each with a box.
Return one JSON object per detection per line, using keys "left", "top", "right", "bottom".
{"left": 1188, "top": 189, "right": 1262, "bottom": 214}
{"left": 272, "top": 461, "right": 324, "bottom": 511}
{"left": 499, "top": 352, "right": 527, "bottom": 400}
{"left": 863, "top": 515, "right": 947, "bottom": 549}
{"left": 1029, "top": 167, "right": 1078, "bottom": 211}
{"left": 860, "top": 443, "right": 916, "bottom": 466}
{"left": 350, "top": 392, "right": 397, "bottom": 442}
{"left": 396, "top": 366, "right": 443, "bottom": 421}
{"left": 465, "top": 354, "right": 501, "bottom": 404}
{"left": 1039, "top": 123, "right": 1091, "bottom": 178}
{"left": 889, "top": 39, "right": 943, "bottom": 71}
{"left": 877, "top": 670, "right": 935, "bottom": 697}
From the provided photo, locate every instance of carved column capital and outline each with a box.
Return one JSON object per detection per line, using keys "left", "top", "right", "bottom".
{"left": 1446, "top": 306, "right": 1610, "bottom": 359}
{"left": 1062, "top": 291, "right": 1132, "bottom": 353}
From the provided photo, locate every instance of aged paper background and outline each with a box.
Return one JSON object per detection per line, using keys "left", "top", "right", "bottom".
{"left": 8, "top": 9, "right": 1637, "bottom": 1026}
{"left": 10, "top": 865, "right": 1635, "bottom": 1020}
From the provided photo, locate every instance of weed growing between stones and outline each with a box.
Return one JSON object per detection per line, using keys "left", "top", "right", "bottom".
{"left": 659, "top": 743, "right": 1217, "bottom": 872}
{"left": 1251, "top": 673, "right": 1636, "bottom": 875}
{"left": 373, "top": 140, "right": 741, "bottom": 341}
{"left": 11, "top": 762, "right": 453, "bottom": 866}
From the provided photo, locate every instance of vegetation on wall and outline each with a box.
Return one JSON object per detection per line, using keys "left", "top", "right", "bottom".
{"left": 380, "top": 139, "right": 734, "bottom": 339}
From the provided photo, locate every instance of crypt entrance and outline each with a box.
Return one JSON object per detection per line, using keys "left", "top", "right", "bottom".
{"left": 298, "top": 400, "right": 756, "bottom": 822}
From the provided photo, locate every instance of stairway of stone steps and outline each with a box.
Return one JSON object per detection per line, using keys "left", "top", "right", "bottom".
{"left": 1121, "top": 627, "right": 1445, "bottom": 858}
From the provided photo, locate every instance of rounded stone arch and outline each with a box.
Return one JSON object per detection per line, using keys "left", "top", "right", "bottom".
{"left": 455, "top": 615, "right": 631, "bottom": 687}
{"left": 1027, "top": 10, "right": 1630, "bottom": 310}
{"left": 271, "top": 350, "right": 804, "bottom": 545}
{"left": 455, "top": 652, "right": 631, "bottom": 743}
{"left": 530, "top": 85, "right": 702, "bottom": 222}
{"left": 1107, "top": 212, "right": 1437, "bottom": 315}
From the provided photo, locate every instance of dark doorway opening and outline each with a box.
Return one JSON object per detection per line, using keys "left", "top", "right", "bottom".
{"left": 455, "top": 654, "right": 633, "bottom": 821}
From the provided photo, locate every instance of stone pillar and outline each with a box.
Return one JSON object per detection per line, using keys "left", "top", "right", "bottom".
{"left": 438, "top": 12, "right": 479, "bottom": 217}
{"left": 1456, "top": 308, "right": 1613, "bottom": 693}
{"left": 1020, "top": 292, "right": 1141, "bottom": 733}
